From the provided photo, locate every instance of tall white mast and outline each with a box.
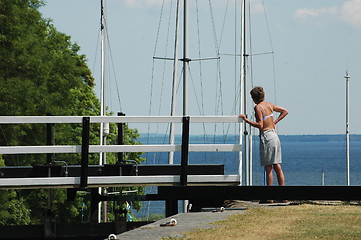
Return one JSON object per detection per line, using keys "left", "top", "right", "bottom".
{"left": 345, "top": 71, "right": 350, "bottom": 185}
{"left": 183, "top": 0, "right": 189, "bottom": 116}
{"left": 182, "top": 0, "right": 189, "bottom": 213}
{"left": 168, "top": 0, "right": 182, "bottom": 164}
{"left": 100, "top": 0, "right": 107, "bottom": 165}
{"left": 241, "top": 0, "right": 250, "bottom": 186}
{"left": 99, "top": 0, "right": 109, "bottom": 223}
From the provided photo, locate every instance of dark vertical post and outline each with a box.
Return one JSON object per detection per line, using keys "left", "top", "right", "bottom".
{"left": 80, "top": 117, "right": 90, "bottom": 189}
{"left": 165, "top": 200, "right": 179, "bottom": 217}
{"left": 46, "top": 114, "right": 55, "bottom": 164}
{"left": 45, "top": 114, "right": 55, "bottom": 238}
{"left": 90, "top": 188, "right": 100, "bottom": 223}
{"left": 117, "top": 112, "right": 125, "bottom": 163}
{"left": 180, "top": 116, "right": 190, "bottom": 186}
{"left": 116, "top": 112, "right": 126, "bottom": 225}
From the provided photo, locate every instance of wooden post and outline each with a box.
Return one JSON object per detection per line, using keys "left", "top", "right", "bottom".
{"left": 117, "top": 112, "right": 125, "bottom": 163}
{"left": 80, "top": 117, "right": 90, "bottom": 189}
{"left": 180, "top": 116, "right": 190, "bottom": 186}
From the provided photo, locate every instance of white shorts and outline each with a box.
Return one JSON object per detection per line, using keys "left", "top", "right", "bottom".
{"left": 259, "top": 129, "right": 282, "bottom": 166}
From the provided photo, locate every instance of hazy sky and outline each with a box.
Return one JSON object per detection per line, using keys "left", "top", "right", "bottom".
{"left": 40, "top": 0, "right": 361, "bottom": 135}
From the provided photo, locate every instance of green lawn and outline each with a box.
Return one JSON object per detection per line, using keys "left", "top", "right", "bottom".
{"left": 164, "top": 203, "right": 361, "bottom": 240}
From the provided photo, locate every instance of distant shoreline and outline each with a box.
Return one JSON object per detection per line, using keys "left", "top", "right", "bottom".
{"left": 139, "top": 133, "right": 361, "bottom": 143}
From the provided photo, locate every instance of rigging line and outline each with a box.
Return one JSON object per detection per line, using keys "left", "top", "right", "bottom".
{"left": 145, "top": 67, "right": 157, "bottom": 219}
{"left": 212, "top": 57, "right": 227, "bottom": 149}
{"left": 158, "top": 0, "right": 174, "bottom": 116}
{"left": 189, "top": 79, "right": 212, "bottom": 164}
{"left": 207, "top": 0, "right": 220, "bottom": 141}
{"left": 231, "top": 83, "right": 241, "bottom": 118}
{"left": 226, "top": 84, "right": 241, "bottom": 137}
{"left": 92, "top": 30, "right": 101, "bottom": 79}
{"left": 233, "top": 0, "right": 239, "bottom": 138}
{"left": 217, "top": 73, "right": 228, "bottom": 164}
{"left": 218, "top": 0, "right": 231, "bottom": 51}
{"left": 195, "top": 0, "right": 205, "bottom": 116}
{"left": 188, "top": 68, "right": 203, "bottom": 116}
{"left": 217, "top": 58, "right": 227, "bottom": 142}
{"left": 208, "top": 0, "right": 228, "bottom": 149}
{"left": 154, "top": 1, "right": 174, "bottom": 153}
{"left": 219, "top": 52, "right": 273, "bottom": 57}
{"left": 195, "top": 0, "right": 209, "bottom": 145}
{"left": 272, "top": 53, "right": 277, "bottom": 105}
{"left": 213, "top": 61, "right": 223, "bottom": 117}
{"left": 103, "top": 22, "right": 123, "bottom": 112}
{"left": 147, "top": 0, "right": 166, "bottom": 118}
{"left": 147, "top": 0, "right": 166, "bottom": 116}
{"left": 176, "top": 66, "right": 182, "bottom": 105}
{"left": 146, "top": 0, "right": 166, "bottom": 167}
{"left": 234, "top": 0, "right": 238, "bottom": 113}
{"left": 208, "top": 0, "right": 220, "bottom": 54}
{"left": 226, "top": 82, "right": 241, "bottom": 139}
{"left": 210, "top": 59, "right": 224, "bottom": 143}
{"left": 195, "top": 0, "right": 209, "bottom": 143}
{"left": 250, "top": 52, "right": 274, "bottom": 56}
{"left": 153, "top": 0, "right": 166, "bottom": 57}
{"left": 261, "top": 0, "right": 277, "bottom": 104}
{"left": 223, "top": 1, "right": 244, "bottom": 140}
{"left": 220, "top": 0, "right": 242, "bottom": 145}
{"left": 261, "top": 0, "right": 274, "bottom": 53}
{"left": 146, "top": 58, "right": 155, "bottom": 140}
{"left": 216, "top": 56, "right": 225, "bottom": 121}
{"left": 248, "top": 2, "right": 254, "bottom": 89}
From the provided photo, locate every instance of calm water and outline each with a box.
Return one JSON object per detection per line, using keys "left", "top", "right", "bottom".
{"left": 134, "top": 134, "right": 361, "bottom": 218}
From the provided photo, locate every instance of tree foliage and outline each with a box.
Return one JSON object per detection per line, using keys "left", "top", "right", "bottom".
{"left": 0, "top": 0, "right": 144, "bottom": 225}
{"left": 0, "top": 157, "right": 30, "bottom": 225}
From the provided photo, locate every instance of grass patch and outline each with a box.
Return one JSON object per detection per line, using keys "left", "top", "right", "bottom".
{"left": 165, "top": 204, "right": 361, "bottom": 240}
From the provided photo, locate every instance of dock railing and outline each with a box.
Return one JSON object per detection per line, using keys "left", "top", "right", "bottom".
{"left": 0, "top": 115, "right": 242, "bottom": 189}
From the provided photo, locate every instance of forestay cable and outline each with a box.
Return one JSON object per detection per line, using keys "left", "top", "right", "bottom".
{"left": 145, "top": 0, "right": 167, "bottom": 220}
{"left": 103, "top": 17, "right": 123, "bottom": 112}
{"left": 261, "top": 0, "right": 277, "bottom": 105}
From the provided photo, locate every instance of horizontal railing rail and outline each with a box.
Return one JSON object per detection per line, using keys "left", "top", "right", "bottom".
{"left": 0, "top": 175, "right": 240, "bottom": 189}
{"left": 0, "top": 115, "right": 242, "bottom": 188}
{"left": 0, "top": 144, "right": 242, "bottom": 154}
{"left": 0, "top": 115, "right": 242, "bottom": 124}
{"left": 0, "top": 115, "right": 242, "bottom": 154}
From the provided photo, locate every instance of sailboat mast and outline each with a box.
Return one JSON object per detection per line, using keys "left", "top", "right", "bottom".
{"left": 182, "top": 0, "right": 190, "bottom": 213}
{"left": 241, "top": 0, "right": 250, "bottom": 186}
{"left": 183, "top": 0, "right": 189, "bottom": 116}
{"left": 99, "top": 0, "right": 109, "bottom": 223}
{"left": 345, "top": 72, "right": 350, "bottom": 185}
{"left": 168, "top": 0, "right": 182, "bottom": 165}
{"left": 100, "top": 0, "right": 106, "bottom": 166}
{"left": 245, "top": 0, "right": 252, "bottom": 185}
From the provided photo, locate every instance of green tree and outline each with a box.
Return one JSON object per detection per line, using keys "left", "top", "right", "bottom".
{"left": 0, "top": 157, "right": 30, "bottom": 225}
{"left": 0, "top": 0, "right": 144, "bottom": 225}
